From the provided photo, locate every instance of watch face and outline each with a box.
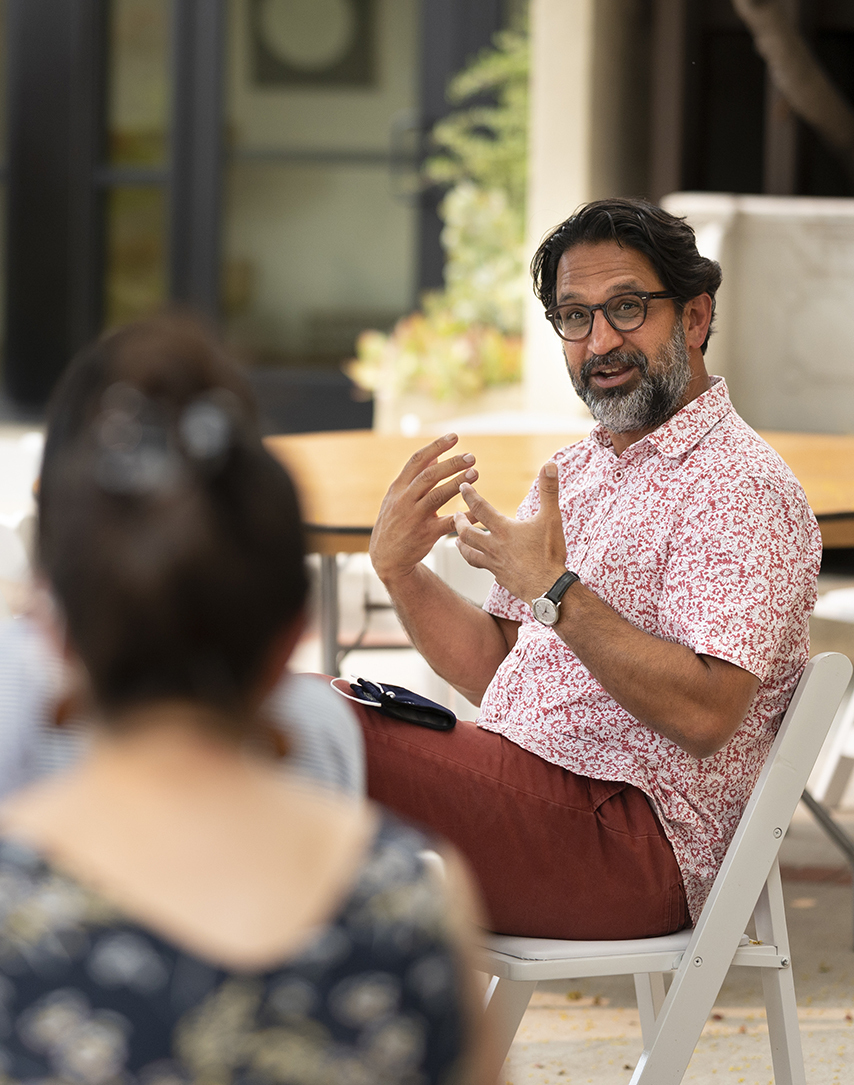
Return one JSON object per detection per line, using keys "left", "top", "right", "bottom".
{"left": 532, "top": 597, "right": 559, "bottom": 625}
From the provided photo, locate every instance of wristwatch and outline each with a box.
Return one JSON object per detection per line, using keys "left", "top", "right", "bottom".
{"left": 531, "top": 571, "right": 580, "bottom": 626}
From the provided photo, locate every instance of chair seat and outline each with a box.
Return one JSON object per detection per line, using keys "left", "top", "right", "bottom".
{"left": 482, "top": 928, "right": 696, "bottom": 962}
{"left": 478, "top": 929, "right": 762, "bottom": 984}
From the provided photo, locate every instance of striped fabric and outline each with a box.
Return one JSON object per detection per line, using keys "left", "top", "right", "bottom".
{"left": 0, "top": 619, "right": 365, "bottom": 799}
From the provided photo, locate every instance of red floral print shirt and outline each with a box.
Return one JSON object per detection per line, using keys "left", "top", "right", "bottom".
{"left": 479, "top": 378, "right": 821, "bottom": 921}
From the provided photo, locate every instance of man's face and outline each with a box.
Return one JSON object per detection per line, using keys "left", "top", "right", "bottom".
{"left": 553, "top": 242, "right": 694, "bottom": 435}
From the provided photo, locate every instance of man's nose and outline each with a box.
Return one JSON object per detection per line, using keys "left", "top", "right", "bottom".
{"left": 587, "top": 308, "right": 625, "bottom": 355}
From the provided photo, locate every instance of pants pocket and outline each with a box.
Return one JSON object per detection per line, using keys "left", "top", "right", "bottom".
{"left": 586, "top": 776, "right": 628, "bottom": 812}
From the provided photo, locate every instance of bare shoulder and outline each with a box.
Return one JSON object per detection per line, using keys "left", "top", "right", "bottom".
{"left": 0, "top": 765, "right": 381, "bottom": 971}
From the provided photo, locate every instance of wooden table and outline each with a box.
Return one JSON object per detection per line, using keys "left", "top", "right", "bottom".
{"left": 267, "top": 430, "right": 854, "bottom": 672}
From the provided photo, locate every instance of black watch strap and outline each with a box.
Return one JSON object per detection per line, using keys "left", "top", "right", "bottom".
{"left": 545, "top": 570, "right": 579, "bottom": 603}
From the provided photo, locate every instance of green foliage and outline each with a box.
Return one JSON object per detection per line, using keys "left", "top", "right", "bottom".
{"left": 437, "top": 182, "right": 526, "bottom": 333}
{"left": 349, "top": 23, "right": 529, "bottom": 401}
{"left": 426, "top": 27, "right": 529, "bottom": 218}
{"left": 427, "top": 25, "right": 528, "bottom": 337}
{"left": 349, "top": 313, "right": 521, "bottom": 401}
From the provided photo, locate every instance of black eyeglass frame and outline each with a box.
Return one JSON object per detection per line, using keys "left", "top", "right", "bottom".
{"left": 544, "top": 290, "right": 679, "bottom": 342}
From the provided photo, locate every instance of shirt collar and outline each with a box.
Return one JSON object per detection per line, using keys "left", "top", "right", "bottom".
{"left": 590, "top": 376, "right": 733, "bottom": 459}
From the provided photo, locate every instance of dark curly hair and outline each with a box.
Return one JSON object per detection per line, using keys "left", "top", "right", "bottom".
{"left": 38, "top": 314, "right": 309, "bottom": 723}
{"left": 531, "top": 198, "right": 723, "bottom": 353}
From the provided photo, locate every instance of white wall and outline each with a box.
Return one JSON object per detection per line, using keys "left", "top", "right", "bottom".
{"left": 664, "top": 192, "right": 854, "bottom": 434}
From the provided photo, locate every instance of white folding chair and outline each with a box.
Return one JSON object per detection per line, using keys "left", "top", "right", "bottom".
{"left": 477, "top": 651, "right": 853, "bottom": 1085}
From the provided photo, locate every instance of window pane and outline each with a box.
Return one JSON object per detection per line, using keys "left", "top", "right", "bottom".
{"left": 224, "top": 160, "right": 417, "bottom": 362}
{"left": 222, "top": 0, "right": 420, "bottom": 369}
{"left": 107, "top": 0, "right": 171, "bottom": 166}
{"left": 104, "top": 187, "right": 168, "bottom": 326}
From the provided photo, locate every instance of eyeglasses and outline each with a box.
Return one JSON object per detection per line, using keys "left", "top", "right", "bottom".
{"left": 545, "top": 291, "right": 678, "bottom": 342}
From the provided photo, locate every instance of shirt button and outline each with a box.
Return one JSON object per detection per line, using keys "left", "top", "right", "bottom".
{"left": 614, "top": 469, "right": 624, "bottom": 481}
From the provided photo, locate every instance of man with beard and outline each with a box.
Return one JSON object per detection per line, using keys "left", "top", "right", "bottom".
{"left": 352, "top": 198, "right": 821, "bottom": 940}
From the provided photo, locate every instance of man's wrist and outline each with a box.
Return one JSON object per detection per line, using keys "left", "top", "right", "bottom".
{"left": 373, "top": 562, "right": 419, "bottom": 589}
{"left": 531, "top": 570, "right": 580, "bottom": 626}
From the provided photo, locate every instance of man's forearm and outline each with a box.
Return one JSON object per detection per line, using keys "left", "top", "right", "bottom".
{"left": 454, "top": 472, "right": 760, "bottom": 759}
{"left": 554, "top": 581, "right": 759, "bottom": 759}
{"left": 380, "top": 562, "right": 512, "bottom": 705}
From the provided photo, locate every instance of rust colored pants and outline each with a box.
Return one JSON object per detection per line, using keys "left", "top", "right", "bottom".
{"left": 350, "top": 703, "right": 689, "bottom": 940}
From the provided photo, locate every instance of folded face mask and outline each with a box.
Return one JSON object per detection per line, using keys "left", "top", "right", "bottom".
{"left": 349, "top": 678, "right": 456, "bottom": 731}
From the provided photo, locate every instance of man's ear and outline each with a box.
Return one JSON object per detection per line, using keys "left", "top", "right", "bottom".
{"left": 683, "top": 293, "right": 713, "bottom": 351}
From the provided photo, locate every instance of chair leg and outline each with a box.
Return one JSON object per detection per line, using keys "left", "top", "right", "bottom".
{"left": 482, "top": 976, "right": 538, "bottom": 1072}
{"left": 761, "top": 966, "right": 806, "bottom": 1085}
{"left": 633, "top": 972, "right": 667, "bottom": 1046}
{"left": 753, "top": 863, "right": 806, "bottom": 1085}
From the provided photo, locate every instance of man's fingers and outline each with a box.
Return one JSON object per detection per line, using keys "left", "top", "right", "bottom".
{"left": 399, "top": 433, "right": 460, "bottom": 486}
{"left": 411, "top": 453, "right": 477, "bottom": 500}
{"left": 455, "top": 535, "right": 491, "bottom": 570}
{"left": 537, "top": 462, "right": 561, "bottom": 513}
{"left": 458, "top": 482, "right": 499, "bottom": 527}
{"left": 453, "top": 512, "right": 489, "bottom": 543}
{"left": 423, "top": 468, "right": 479, "bottom": 512}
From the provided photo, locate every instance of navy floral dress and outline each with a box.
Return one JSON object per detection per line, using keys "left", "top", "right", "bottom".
{"left": 0, "top": 813, "right": 470, "bottom": 1084}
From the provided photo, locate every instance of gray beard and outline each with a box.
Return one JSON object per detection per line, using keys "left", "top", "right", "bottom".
{"left": 569, "top": 321, "right": 692, "bottom": 434}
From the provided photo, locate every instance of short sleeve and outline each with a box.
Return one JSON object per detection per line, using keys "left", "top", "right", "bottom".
{"left": 658, "top": 473, "right": 821, "bottom": 680}
{"left": 483, "top": 580, "right": 529, "bottom": 622}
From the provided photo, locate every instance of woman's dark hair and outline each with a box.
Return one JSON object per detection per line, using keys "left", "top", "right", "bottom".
{"left": 38, "top": 314, "right": 309, "bottom": 724}
{"left": 531, "top": 198, "right": 723, "bottom": 353}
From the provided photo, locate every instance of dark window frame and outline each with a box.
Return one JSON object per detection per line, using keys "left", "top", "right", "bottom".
{"left": 3, "top": 0, "right": 226, "bottom": 409}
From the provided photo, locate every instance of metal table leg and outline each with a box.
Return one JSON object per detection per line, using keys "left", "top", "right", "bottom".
{"left": 801, "top": 788, "right": 854, "bottom": 948}
{"left": 319, "top": 553, "right": 340, "bottom": 676}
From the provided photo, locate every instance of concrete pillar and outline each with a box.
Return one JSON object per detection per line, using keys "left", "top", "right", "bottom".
{"left": 522, "top": 0, "right": 649, "bottom": 422}
{"left": 523, "top": 0, "right": 595, "bottom": 421}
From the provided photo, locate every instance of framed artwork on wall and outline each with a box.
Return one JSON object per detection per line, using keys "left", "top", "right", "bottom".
{"left": 250, "top": 0, "right": 375, "bottom": 87}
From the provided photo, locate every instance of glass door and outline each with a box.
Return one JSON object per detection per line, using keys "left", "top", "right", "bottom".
{"left": 221, "top": 0, "right": 421, "bottom": 375}
{"left": 102, "top": 0, "right": 171, "bottom": 327}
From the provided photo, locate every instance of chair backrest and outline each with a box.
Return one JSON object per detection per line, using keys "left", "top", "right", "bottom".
{"left": 693, "top": 652, "right": 851, "bottom": 941}
{"left": 648, "top": 652, "right": 852, "bottom": 1042}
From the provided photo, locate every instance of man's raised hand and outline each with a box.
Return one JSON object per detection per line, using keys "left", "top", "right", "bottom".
{"left": 369, "top": 433, "right": 479, "bottom": 585}
{"left": 453, "top": 461, "right": 568, "bottom": 604}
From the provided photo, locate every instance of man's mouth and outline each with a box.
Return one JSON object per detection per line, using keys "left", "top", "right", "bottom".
{"left": 588, "top": 362, "right": 637, "bottom": 388}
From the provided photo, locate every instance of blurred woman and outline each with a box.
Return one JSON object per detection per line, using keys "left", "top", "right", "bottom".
{"left": 0, "top": 316, "right": 491, "bottom": 1084}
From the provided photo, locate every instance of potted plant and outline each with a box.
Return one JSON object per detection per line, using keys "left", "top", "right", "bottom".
{"left": 347, "top": 26, "right": 528, "bottom": 433}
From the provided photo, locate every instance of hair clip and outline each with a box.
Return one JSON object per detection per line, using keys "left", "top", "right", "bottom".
{"left": 179, "top": 389, "right": 240, "bottom": 465}
{"left": 95, "top": 383, "right": 183, "bottom": 496}
{"left": 94, "top": 384, "right": 242, "bottom": 496}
